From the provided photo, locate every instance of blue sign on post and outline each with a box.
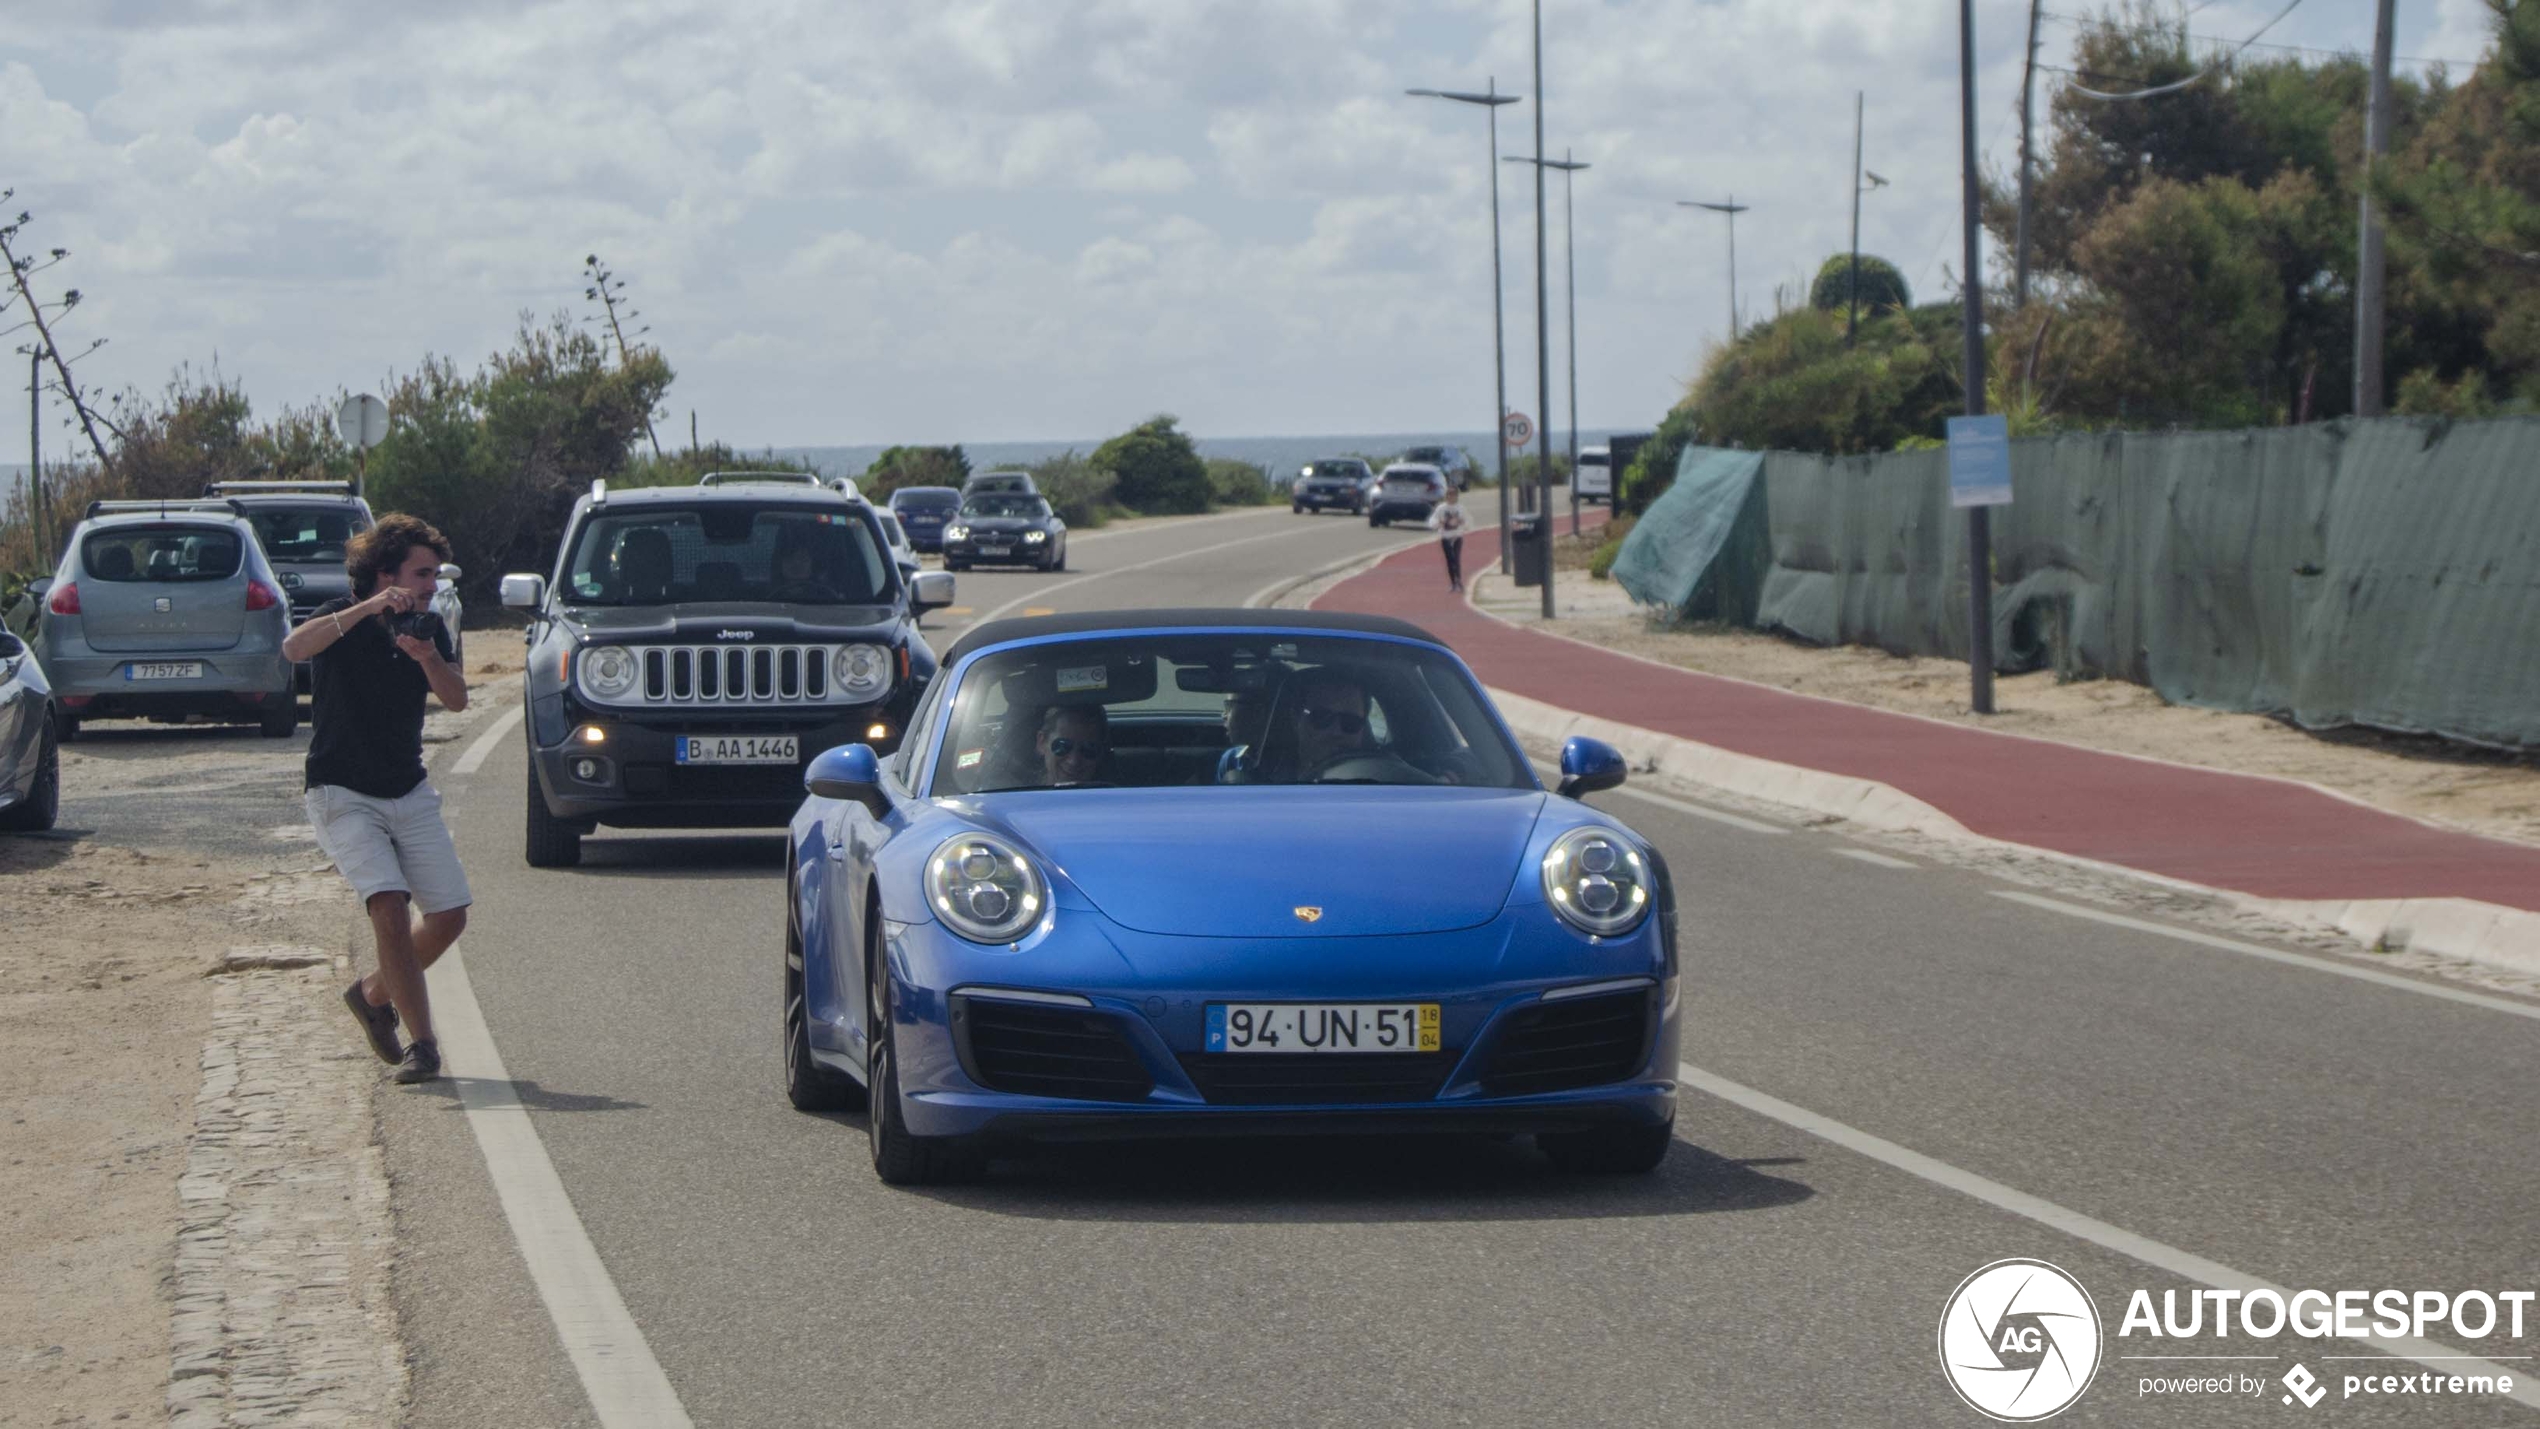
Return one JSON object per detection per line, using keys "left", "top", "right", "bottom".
{"left": 1947, "top": 414, "right": 2014, "bottom": 508}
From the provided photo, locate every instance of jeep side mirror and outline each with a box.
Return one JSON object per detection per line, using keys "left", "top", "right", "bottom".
{"left": 806, "top": 743, "right": 890, "bottom": 818}
{"left": 910, "top": 571, "right": 954, "bottom": 613}
{"left": 499, "top": 573, "right": 545, "bottom": 609}
{"left": 1556, "top": 735, "right": 1628, "bottom": 800}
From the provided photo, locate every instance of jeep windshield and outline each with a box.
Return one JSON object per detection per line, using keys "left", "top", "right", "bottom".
{"left": 559, "top": 504, "right": 892, "bottom": 606}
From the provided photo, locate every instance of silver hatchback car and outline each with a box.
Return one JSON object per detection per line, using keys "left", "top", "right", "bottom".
{"left": 32, "top": 499, "right": 298, "bottom": 740}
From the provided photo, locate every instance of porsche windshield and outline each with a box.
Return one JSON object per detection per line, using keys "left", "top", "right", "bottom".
{"left": 559, "top": 504, "right": 891, "bottom": 606}
{"left": 933, "top": 633, "right": 1531, "bottom": 794}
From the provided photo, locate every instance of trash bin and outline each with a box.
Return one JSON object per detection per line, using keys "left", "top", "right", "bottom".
{"left": 1510, "top": 512, "right": 1546, "bottom": 587}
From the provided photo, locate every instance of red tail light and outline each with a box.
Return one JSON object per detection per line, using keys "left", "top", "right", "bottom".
{"left": 246, "top": 580, "right": 282, "bottom": 612}
{"left": 46, "top": 581, "right": 78, "bottom": 615}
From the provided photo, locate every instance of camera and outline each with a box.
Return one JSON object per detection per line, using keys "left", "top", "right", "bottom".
{"left": 389, "top": 610, "right": 444, "bottom": 644}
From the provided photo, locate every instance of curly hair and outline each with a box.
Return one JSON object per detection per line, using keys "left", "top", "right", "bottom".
{"left": 345, "top": 513, "right": 453, "bottom": 598}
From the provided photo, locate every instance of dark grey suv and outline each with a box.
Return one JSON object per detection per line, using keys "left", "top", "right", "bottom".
{"left": 502, "top": 474, "right": 954, "bottom": 867}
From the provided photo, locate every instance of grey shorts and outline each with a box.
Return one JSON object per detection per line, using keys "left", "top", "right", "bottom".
{"left": 305, "top": 781, "right": 473, "bottom": 915}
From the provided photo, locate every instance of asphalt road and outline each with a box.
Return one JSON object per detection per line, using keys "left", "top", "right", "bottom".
{"left": 353, "top": 505, "right": 2540, "bottom": 1427}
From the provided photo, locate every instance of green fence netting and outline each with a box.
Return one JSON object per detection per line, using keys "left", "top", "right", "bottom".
{"left": 1606, "top": 417, "right": 2540, "bottom": 749}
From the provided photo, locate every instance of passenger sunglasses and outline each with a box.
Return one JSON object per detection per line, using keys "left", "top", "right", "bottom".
{"left": 1298, "top": 707, "right": 1366, "bottom": 736}
{"left": 1048, "top": 737, "right": 1107, "bottom": 760}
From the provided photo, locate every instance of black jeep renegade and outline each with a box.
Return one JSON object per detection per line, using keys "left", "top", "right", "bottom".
{"left": 502, "top": 475, "right": 952, "bottom": 867}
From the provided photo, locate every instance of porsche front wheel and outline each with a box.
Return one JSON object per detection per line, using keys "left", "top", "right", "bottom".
{"left": 867, "top": 939, "right": 983, "bottom": 1186}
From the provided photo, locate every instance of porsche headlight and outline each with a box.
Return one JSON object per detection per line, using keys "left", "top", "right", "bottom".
{"left": 581, "top": 644, "right": 638, "bottom": 701}
{"left": 832, "top": 643, "right": 890, "bottom": 701}
{"left": 1541, "top": 827, "right": 1651, "bottom": 937}
{"left": 928, "top": 833, "right": 1047, "bottom": 944}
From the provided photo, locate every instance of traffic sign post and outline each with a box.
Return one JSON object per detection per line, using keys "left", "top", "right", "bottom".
{"left": 337, "top": 394, "right": 389, "bottom": 499}
{"left": 1501, "top": 410, "right": 1534, "bottom": 449}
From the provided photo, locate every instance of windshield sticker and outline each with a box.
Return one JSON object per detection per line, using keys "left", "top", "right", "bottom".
{"left": 956, "top": 748, "right": 984, "bottom": 769}
{"left": 1056, "top": 665, "right": 1109, "bottom": 693}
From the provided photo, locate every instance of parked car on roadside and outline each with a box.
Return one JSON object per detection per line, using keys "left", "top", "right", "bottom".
{"left": 888, "top": 487, "right": 962, "bottom": 553}
{"left": 31, "top": 500, "right": 299, "bottom": 740}
{"left": 942, "top": 494, "right": 1068, "bottom": 571}
{"left": 1574, "top": 446, "right": 1612, "bottom": 505}
{"left": 0, "top": 628, "right": 59, "bottom": 831}
{"left": 1292, "top": 459, "right": 1373, "bottom": 515}
{"left": 499, "top": 474, "right": 955, "bottom": 867}
{"left": 780, "top": 608, "right": 1675, "bottom": 1185}
{"left": 1367, "top": 463, "right": 1448, "bottom": 528}
{"left": 205, "top": 480, "right": 466, "bottom": 676}
{"left": 1400, "top": 445, "right": 1476, "bottom": 490}
{"left": 876, "top": 509, "right": 922, "bottom": 584}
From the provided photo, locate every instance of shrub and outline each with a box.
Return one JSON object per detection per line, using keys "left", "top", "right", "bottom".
{"left": 1205, "top": 457, "right": 1279, "bottom": 507}
{"left": 1027, "top": 450, "right": 1118, "bottom": 528}
{"left": 1808, "top": 253, "right": 1912, "bottom": 315}
{"left": 1587, "top": 512, "right": 1638, "bottom": 581}
{"left": 1092, "top": 414, "right": 1212, "bottom": 514}
{"left": 860, "top": 445, "right": 971, "bottom": 502}
{"left": 1618, "top": 402, "right": 1702, "bottom": 516}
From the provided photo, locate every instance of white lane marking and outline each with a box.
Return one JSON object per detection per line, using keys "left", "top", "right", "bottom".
{"left": 1678, "top": 1061, "right": 2540, "bottom": 1410}
{"left": 452, "top": 704, "right": 525, "bottom": 776}
{"left": 966, "top": 517, "right": 1340, "bottom": 629}
{"left": 1241, "top": 534, "right": 1429, "bottom": 608}
{"left": 1832, "top": 848, "right": 1918, "bottom": 870}
{"left": 432, "top": 952, "right": 697, "bottom": 1428}
{"left": 1995, "top": 891, "right": 2540, "bottom": 1024}
{"left": 1608, "top": 783, "right": 1791, "bottom": 835}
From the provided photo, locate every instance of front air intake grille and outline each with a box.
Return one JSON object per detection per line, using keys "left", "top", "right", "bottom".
{"left": 955, "top": 997, "right": 1155, "bottom": 1103}
{"left": 631, "top": 644, "right": 836, "bottom": 706}
{"left": 1477, "top": 989, "right": 1653, "bottom": 1098}
{"left": 1179, "top": 1052, "right": 1459, "bottom": 1106}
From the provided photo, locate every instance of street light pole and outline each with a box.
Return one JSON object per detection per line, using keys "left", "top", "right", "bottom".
{"left": 1529, "top": 0, "right": 1555, "bottom": 619}
{"left": 1849, "top": 92, "right": 1864, "bottom": 346}
{"left": 1407, "top": 79, "right": 1523, "bottom": 571}
{"left": 2354, "top": 0, "right": 2397, "bottom": 418}
{"left": 1679, "top": 198, "right": 1750, "bottom": 343}
{"left": 1959, "top": 0, "right": 1995, "bottom": 716}
{"left": 1507, "top": 150, "right": 1590, "bottom": 537}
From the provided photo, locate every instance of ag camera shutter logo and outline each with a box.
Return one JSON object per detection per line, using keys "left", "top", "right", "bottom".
{"left": 1939, "top": 1259, "right": 2104, "bottom": 1421}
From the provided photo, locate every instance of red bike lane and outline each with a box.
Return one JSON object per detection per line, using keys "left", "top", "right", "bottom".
{"left": 1314, "top": 519, "right": 2540, "bottom": 913}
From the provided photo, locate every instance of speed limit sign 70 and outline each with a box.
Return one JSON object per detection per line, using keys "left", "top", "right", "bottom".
{"left": 1501, "top": 411, "right": 1534, "bottom": 448}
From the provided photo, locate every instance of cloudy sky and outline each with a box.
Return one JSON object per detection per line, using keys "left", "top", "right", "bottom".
{"left": 0, "top": 0, "right": 2499, "bottom": 449}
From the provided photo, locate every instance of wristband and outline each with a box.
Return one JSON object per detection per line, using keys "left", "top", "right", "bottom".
{"left": 331, "top": 611, "right": 344, "bottom": 637}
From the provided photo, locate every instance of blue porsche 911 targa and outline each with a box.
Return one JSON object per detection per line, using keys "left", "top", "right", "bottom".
{"left": 783, "top": 609, "right": 1679, "bottom": 1185}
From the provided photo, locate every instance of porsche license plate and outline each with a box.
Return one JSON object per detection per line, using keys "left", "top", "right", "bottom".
{"left": 125, "top": 661, "right": 204, "bottom": 681}
{"left": 1205, "top": 1002, "right": 1440, "bottom": 1054}
{"left": 675, "top": 735, "right": 798, "bottom": 765}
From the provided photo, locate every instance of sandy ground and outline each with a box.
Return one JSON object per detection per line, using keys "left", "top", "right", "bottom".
{"left": 0, "top": 836, "right": 358, "bottom": 1428}
{"left": 1473, "top": 531, "right": 2540, "bottom": 849}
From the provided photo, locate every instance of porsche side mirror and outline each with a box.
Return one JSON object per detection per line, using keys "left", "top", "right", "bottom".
{"left": 806, "top": 743, "right": 890, "bottom": 817}
{"left": 1556, "top": 735, "right": 1627, "bottom": 800}
{"left": 910, "top": 571, "right": 954, "bottom": 613}
{"left": 499, "top": 573, "right": 545, "bottom": 609}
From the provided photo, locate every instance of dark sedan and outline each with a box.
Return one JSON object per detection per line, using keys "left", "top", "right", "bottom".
{"left": 942, "top": 495, "right": 1068, "bottom": 572}
{"left": 889, "top": 487, "right": 962, "bottom": 553}
{"left": 1292, "top": 458, "right": 1372, "bottom": 515}
{"left": 0, "top": 629, "right": 59, "bottom": 832}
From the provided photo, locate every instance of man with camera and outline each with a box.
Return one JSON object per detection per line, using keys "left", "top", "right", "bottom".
{"left": 281, "top": 514, "right": 471, "bottom": 1084}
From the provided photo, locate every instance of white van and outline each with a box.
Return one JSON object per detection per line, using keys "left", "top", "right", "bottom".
{"left": 1574, "top": 445, "right": 1612, "bottom": 504}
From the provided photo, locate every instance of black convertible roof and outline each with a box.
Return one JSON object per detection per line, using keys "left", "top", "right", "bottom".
{"left": 941, "top": 608, "right": 1442, "bottom": 667}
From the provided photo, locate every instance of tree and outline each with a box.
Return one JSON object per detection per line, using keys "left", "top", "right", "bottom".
{"left": 860, "top": 445, "right": 971, "bottom": 501}
{"left": 583, "top": 253, "right": 664, "bottom": 457}
{"left": 1809, "top": 254, "right": 1911, "bottom": 315}
{"left": 1092, "top": 415, "right": 1211, "bottom": 514}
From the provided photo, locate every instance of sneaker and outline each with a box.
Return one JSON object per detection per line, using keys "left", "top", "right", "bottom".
{"left": 394, "top": 1039, "right": 442, "bottom": 1084}
{"left": 343, "top": 981, "right": 403, "bottom": 1065}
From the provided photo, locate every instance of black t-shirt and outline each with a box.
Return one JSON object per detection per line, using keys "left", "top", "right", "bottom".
{"left": 304, "top": 597, "right": 456, "bottom": 799}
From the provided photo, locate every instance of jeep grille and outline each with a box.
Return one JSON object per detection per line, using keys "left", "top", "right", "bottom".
{"left": 631, "top": 644, "right": 838, "bottom": 705}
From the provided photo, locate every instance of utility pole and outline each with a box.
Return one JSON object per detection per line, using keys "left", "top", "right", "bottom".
{"left": 28, "top": 348, "right": 43, "bottom": 564}
{"left": 2353, "top": 0, "right": 2397, "bottom": 418}
{"left": 1849, "top": 93, "right": 1865, "bottom": 346}
{"left": 2016, "top": 0, "right": 2041, "bottom": 308}
{"left": 1530, "top": 0, "right": 1556, "bottom": 619}
{"left": 1960, "top": 0, "right": 1995, "bottom": 715}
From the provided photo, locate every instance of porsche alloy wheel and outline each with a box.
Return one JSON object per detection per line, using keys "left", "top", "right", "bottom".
{"left": 867, "top": 934, "right": 982, "bottom": 1186}
{"left": 782, "top": 898, "right": 863, "bottom": 1113}
{"left": 1539, "top": 1117, "right": 1675, "bottom": 1175}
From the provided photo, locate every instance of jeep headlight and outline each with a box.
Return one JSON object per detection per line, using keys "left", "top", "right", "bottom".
{"left": 1541, "top": 827, "right": 1650, "bottom": 937}
{"left": 581, "top": 644, "right": 639, "bottom": 701}
{"left": 832, "top": 642, "right": 889, "bottom": 701}
{"left": 928, "top": 833, "right": 1046, "bottom": 944}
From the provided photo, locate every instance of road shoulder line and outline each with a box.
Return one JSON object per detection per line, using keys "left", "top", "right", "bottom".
{"left": 429, "top": 951, "right": 695, "bottom": 1428}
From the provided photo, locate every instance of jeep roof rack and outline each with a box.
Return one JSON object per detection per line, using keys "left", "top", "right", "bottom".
{"left": 697, "top": 470, "right": 823, "bottom": 487}
{"left": 201, "top": 479, "right": 358, "bottom": 498}
{"left": 86, "top": 497, "right": 248, "bottom": 521}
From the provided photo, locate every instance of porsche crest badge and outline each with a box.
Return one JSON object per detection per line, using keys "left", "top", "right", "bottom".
{"left": 1292, "top": 906, "right": 1323, "bottom": 923}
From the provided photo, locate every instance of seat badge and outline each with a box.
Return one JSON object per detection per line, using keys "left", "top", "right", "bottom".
{"left": 1293, "top": 906, "right": 1323, "bottom": 923}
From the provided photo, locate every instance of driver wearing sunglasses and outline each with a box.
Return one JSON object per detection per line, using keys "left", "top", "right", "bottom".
{"left": 1290, "top": 673, "right": 1372, "bottom": 777}
{"left": 1036, "top": 703, "right": 1110, "bottom": 786}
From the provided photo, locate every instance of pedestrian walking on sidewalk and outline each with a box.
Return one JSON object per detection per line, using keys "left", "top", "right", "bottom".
{"left": 1428, "top": 485, "right": 1470, "bottom": 593}
{"left": 279, "top": 515, "right": 472, "bottom": 1085}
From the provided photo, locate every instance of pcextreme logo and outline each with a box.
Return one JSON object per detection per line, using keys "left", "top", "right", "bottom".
{"left": 1939, "top": 1259, "right": 2104, "bottom": 1422}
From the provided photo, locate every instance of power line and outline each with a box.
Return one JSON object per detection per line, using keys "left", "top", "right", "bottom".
{"left": 2063, "top": 0, "right": 2305, "bottom": 100}
{"left": 2039, "top": 9, "right": 2475, "bottom": 69}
